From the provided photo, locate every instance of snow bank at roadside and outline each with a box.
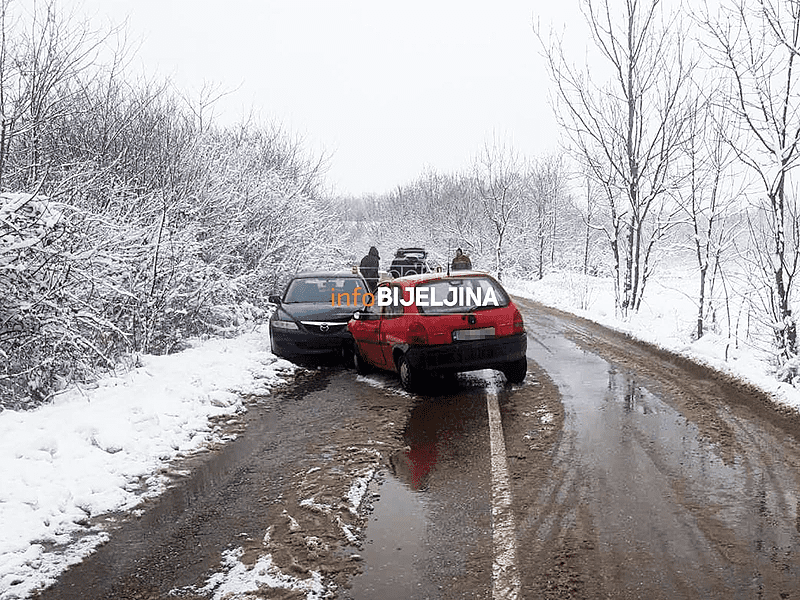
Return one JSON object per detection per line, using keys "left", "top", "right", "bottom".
{"left": 0, "top": 324, "right": 296, "bottom": 600}
{"left": 507, "top": 271, "right": 800, "bottom": 415}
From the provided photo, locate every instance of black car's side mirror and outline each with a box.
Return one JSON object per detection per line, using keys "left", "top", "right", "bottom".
{"left": 268, "top": 295, "right": 282, "bottom": 305}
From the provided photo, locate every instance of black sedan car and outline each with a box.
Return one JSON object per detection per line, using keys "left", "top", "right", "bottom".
{"left": 268, "top": 271, "right": 369, "bottom": 362}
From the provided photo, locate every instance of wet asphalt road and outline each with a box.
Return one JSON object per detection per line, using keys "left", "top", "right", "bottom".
{"left": 32, "top": 299, "right": 800, "bottom": 599}
{"left": 509, "top": 299, "right": 800, "bottom": 599}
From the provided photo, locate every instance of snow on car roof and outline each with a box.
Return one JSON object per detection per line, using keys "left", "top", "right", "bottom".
{"left": 393, "top": 248, "right": 427, "bottom": 258}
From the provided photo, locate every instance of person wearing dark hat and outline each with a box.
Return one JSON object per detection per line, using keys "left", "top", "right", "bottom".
{"left": 451, "top": 248, "right": 472, "bottom": 271}
{"left": 359, "top": 246, "right": 380, "bottom": 292}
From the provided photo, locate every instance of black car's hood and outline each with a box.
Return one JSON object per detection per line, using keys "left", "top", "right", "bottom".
{"left": 276, "top": 302, "right": 359, "bottom": 322}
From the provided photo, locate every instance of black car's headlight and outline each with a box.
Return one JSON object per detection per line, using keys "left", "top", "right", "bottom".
{"left": 272, "top": 319, "right": 299, "bottom": 330}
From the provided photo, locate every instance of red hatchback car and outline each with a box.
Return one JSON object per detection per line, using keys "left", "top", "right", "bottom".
{"left": 347, "top": 272, "right": 527, "bottom": 392}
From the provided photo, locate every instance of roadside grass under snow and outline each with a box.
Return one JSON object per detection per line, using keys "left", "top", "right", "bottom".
{"left": 2, "top": 269, "right": 800, "bottom": 600}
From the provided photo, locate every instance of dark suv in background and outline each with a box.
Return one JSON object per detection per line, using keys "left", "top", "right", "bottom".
{"left": 388, "top": 247, "right": 433, "bottom": 278}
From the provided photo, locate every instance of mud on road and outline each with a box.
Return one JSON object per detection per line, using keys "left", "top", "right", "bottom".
{"left": 32, "top": 368, "right": 418, "bottom": 600}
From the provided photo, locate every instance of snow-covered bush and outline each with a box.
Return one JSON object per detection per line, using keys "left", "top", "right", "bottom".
{"left": 0, "top": 193, "right": 85, "bottom": 406}
{"left": 0, "top": 95, "right": 335, "bottom": 409}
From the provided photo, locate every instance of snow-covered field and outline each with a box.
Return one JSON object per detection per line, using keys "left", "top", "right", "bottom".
{"left": 1, "top": 270, "right": 799, "bottom": 600}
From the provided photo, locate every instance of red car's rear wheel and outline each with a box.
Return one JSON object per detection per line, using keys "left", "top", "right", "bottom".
{"left": 502, "top": 357, "right": 527, "bottom": 384}
{"left": 398, "top": 354, "right": 423, "bottom": 392}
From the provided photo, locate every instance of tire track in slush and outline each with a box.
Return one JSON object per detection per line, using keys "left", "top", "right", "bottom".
{"left": 486, "top": 383, "right": 520, "bottom": 599}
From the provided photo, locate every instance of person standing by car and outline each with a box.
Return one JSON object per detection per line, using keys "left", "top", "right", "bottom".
{"left": 359, "top": 246, "right": 380, "bottom": 292}
{"left": 451, "top": 248, "right": 472, "bottom": 271}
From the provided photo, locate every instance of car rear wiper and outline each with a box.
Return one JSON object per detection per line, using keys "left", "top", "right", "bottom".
{"left": 467, "top": 304, "right": 493, "bottom": 312}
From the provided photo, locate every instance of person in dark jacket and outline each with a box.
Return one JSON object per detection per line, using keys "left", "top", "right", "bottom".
{"left": 451, "top": 248, "right": 472, "bottom": 271}
{"left": 359, "top": 246, "right": 380, "bottom": 292}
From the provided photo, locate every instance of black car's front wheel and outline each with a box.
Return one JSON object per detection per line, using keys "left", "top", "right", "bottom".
{"left": 353, "top": 347, "right": 372, "bottom": 375}
{"left": 341, "top": 342, "right": 355, "bottom": 367}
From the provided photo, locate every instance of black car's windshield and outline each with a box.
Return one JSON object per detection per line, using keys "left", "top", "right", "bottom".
{"left": 284, "top": 277, "right": 365, "bottom": 303}
{"left": 415, "top": 276, "right": 510, "bottom": 315}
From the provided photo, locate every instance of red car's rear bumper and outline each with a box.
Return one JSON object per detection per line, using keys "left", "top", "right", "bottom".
{"left": 403, "top": 333, "right": 527, "bottom": 373}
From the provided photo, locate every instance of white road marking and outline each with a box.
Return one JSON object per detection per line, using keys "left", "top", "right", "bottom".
{"left": 486, "top": 384, "right": 521, "bottom": 599}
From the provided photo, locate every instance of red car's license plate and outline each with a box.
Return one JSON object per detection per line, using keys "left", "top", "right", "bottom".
{"left": 453, "top": 327, "right": 495, "bottom": 341}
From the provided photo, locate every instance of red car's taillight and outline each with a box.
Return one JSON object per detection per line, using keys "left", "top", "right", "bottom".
{"left": 408, "top": 321, "right": 428, "bottom": 345}
{"left": 513, "top": 308, "right": 525, "bottom": 333}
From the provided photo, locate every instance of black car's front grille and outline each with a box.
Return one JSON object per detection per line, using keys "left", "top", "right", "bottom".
{"left": 300, "top": 321, "right": 348, "bottom": 335}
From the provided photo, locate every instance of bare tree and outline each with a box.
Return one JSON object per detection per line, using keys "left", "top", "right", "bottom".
{"left": 538, "top": 0, "right": 694, "bottom": 317}
{"left": 525, "top": 153, "right": 569, "bottom": 279}
{"left": 582, "top": 177, "right": 602, "bottom": 275}
{"left": 473, "top": 137, "right": 527, "bottom": 281}
{"left": 411, "top": 168, "right": 487, "bottom": 264}
{"left": 0, "top": 0, "right": 108, "bottom": 189}
{"left": 676, "top": 89, "right": 742, "bottom": 339}
{"left": 703, "top": 0, "right": 800, "bottom": 363}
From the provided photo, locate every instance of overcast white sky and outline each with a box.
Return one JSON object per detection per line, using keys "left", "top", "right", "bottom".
{"left": 76, "top": 1, "right": 582, "bottom": 197}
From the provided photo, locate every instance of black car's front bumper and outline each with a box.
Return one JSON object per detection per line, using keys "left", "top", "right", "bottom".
{"left": 270, "top": 322, "right": 352, "bottom": 359}
{"left": 402, "top": 333, "right": 527, "bottom": 373}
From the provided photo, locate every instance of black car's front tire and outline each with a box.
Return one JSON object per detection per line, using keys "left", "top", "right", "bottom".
{"left": 353, "top": 348, "right": 372, "bottom": 375}
{"left": 502, "top": 357, "right": 527, "bottom": 384}
{"left": 341, "top": 342, "right": 355, "bottom": 367}
{"left": 270, "top": 331, "right": 284, "bottom": 359}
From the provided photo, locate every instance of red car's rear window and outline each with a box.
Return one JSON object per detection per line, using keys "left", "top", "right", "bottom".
{"left": 415, "top": 276, "right": 510, "bottom": 315}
